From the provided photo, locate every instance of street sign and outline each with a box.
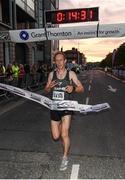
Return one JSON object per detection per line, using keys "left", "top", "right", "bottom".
{"left": 45, "top": 7, "right": 99, "bottom": 24}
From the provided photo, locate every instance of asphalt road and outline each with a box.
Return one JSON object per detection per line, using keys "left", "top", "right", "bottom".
{"left": 0, "top": 70, "right": 125, "bottom": 178}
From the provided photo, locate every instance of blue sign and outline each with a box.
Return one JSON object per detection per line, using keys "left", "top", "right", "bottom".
{"left": 19, "top": 31, "right": 29, "bottom": 40}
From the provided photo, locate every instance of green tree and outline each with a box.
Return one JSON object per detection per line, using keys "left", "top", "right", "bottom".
{"left": 115, "top": 43, "right": 125, "bottom": 66}
{"left": 100, "top": 52, "right": 112, "bottom": 67}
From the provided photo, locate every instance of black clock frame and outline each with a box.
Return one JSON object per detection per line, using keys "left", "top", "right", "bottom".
{"left": 45, "top": 7, "right": 99, "bottom": 24}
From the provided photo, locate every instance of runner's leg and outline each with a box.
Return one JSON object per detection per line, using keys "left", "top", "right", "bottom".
{"left": 51, "top": 120, "right": 61, "bottom": 140}
{"left": 61, "top": 115, "right": 71, "bottom": 158}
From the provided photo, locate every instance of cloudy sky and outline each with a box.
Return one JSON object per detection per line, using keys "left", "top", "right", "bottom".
{"left": 59, "top": 0, "right": 125, "bottom": 62}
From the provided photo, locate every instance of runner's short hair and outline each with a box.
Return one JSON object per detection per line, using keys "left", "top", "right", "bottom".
{"left": 53, "top": 51, "right": 66, "bottom": 61}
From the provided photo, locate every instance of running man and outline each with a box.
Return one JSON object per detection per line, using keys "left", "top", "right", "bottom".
{"left": 44, "top": 51, "right": 84, "bottom": 171}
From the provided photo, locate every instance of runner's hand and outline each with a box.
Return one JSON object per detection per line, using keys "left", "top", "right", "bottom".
{"left": 65, "top": 85, "right": 74, "bottom": 93}
{"left": 49, "top": 80, "right": 58, "bottom": 89}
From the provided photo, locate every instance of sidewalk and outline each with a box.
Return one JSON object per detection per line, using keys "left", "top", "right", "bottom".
{"left": 100, "top": 70, "right": 125, "bottom": 84}
{"left": 106, "top": 72, "right": 125, "bottom": 84}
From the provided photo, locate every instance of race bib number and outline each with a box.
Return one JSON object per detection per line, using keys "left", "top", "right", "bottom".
{"left": 52, "top": 91, "right": 64, "bottom": 100}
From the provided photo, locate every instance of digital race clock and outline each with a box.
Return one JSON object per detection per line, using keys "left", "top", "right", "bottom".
{"left": 45, "top": 7, "right": 99, "bottom": 24}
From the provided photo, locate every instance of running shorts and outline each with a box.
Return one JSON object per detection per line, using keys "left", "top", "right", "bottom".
{"left": 50, "top": 110, "right": 73, "bottom": 121}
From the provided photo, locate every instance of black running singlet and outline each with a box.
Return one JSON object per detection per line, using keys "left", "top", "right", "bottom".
{"left": 51, "top": 70, "right": 72, "bottom": 101}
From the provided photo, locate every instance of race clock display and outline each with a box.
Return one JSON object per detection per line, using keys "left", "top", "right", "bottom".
{"left": 45, "top": 7, "right": 99, "bottom": 24}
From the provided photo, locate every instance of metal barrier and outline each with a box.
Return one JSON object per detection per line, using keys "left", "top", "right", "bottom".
{"left": 0, "top": 71, "right": 48, "bottom": 101}
{"left": 112, "top": 69, "right": 125, "bottom": 80}
{"left": 0, "top": 75, "right": 9, "bottom": 99}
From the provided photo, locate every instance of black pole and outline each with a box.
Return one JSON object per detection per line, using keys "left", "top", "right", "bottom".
{"left": 96, "top": 23, "right": 99, "bottom": 37}
{"left": 9, "top": 0, "right": 13, "bottom": 28}
{"left": 42, "top": 0, "right": 46, "bottom": 64}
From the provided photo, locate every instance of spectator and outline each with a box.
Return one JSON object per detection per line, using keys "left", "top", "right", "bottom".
{"left": 37, "top": 64, "right": 44, "bottom": 83}
{"left": 24, "top": 64, "right": 30, "bottom": 88}
{"left": 30, "top": 63, "right": 37, "bottom": 85}
{"left": 0, "top": 61, "right": 6, "bottom": 83}
{"left": 6, "top": 63, "right": 13, "bottom": 85}
{"left": 18, "top": 64, "right": 25, "bottom": 88}
{"left": 12, "top": 61, "right": 19, "bottom": 86}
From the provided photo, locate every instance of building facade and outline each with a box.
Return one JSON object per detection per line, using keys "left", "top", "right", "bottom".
{"left": 0, "top": 0, "right": 36, "bottom": 66}
{"left": 64, "top": 48, "right": 86, "bottom": 65}
{"left": 35, "top": 0, "right": 59, "bottom": 67}
{"left": 0, "top": 0, "right": 59, "bottom": 67}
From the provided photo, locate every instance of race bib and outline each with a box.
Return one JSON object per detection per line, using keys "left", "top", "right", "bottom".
{"left": 52, "top": 91, "right": 64, "bottom": 100}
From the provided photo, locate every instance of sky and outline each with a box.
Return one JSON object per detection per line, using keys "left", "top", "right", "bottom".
{"left": 59, "top": 0, "right": 125, "bottom": 62}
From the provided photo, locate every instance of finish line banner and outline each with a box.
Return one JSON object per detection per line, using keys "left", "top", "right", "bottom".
{"left": 9, "top": 23, "right": 125, "bottom": 43}
{"left": 0, "top": 83, "right": 110, "bottom": 113}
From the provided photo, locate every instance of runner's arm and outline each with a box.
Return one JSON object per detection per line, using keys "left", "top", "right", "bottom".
{"left": 69, "top": 71, "right": 84, "bottom": 93}
{"left": 44, "top": 72, "right": 58, "bottom": 93}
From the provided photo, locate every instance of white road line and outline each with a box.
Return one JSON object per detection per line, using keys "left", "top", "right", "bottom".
{"left": 70, "top": 164, "right": 80, "bottom": 179}
{"left": 0, "top": 99, "right": 25, "bottom": 116}
{"left": 86, "top": 97, "right": 89, "bottom": 105}
{"left": 88, "top": 85, "right": 91, "bottom": 91}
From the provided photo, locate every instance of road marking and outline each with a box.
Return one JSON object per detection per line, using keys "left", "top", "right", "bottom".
{"left": 0, "top": 99, "right": 25, "bottom": 116}
{"left": 88, "top": 85, "right": 91, "bottom": 91}
{"left": 86, "top": 97, "right": 89, "bottom": 105}
{"left": 108, "top": 85, "right": 117, "bottom": 93}
{"left": 70, "top": 164, "right": 80, "bottom": 179}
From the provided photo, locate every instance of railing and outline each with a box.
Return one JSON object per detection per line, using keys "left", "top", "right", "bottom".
{"left": 112, "top": 69, "right": 125, "bottom": 79}
{"left": 0, "top": 75, "right": 9, "bottom": 99}
{"left": 0, "top": 70, "right": 48, "bottom": 102}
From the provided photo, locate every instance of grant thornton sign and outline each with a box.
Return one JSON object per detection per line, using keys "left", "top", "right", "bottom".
{"left": 8, "top": 23, "right": 125, "bottom": 43}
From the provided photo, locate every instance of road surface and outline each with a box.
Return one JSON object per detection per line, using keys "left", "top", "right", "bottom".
{"left": 0, "top": 70, "right": 125, "bottom": 178}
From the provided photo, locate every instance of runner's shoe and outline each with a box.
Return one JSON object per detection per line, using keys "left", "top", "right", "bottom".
{"left": 59, "top": 157, "right": 69, "bottom": 171}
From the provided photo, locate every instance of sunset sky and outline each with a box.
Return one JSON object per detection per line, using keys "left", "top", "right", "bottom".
{"left": 59, "top": 0, "right": 125, "bottom": 62}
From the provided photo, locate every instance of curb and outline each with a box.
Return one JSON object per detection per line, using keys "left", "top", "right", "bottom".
{"left": 100, "top": 70, "right": 125, "bottom": 84}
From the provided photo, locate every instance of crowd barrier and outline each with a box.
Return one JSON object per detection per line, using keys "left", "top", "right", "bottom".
{"left": 0, "top": 72, "right": 47, "bottom": 101}
{"left": 0, "top": 75, "right": 9, "bottom": 99}
{"left": 112, "top": 69, "right": 125, "bottom": 79}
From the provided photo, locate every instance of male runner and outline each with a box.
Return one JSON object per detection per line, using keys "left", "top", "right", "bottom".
{"left": 44, "top": 51, "right": 84, "bottom": 171}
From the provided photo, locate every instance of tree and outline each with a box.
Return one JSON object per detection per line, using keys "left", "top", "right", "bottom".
{"left": 100, "top": 52, "right": 112, "bottom": 67}
{"left": 115, "top": 43, "right": 125, "bottom": 66}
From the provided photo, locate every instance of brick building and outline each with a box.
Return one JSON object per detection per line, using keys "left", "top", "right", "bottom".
{"left": 64, "top": 48, "right": 86, "bottom": 65}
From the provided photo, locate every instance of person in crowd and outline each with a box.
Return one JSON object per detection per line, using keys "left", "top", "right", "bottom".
{"left": 12, "top": 61, "right": 19, "bottom": 86}
{"left": 6, "top": 63, "right": 13, "bottom": 85}
{"left": 18, "top": 64, "right": 25, "bottom": 88}
{"left": 30, "top": 63, "right": 37, "bottom": 85}
{"left": 24, "top": 64, "right": 30, "bottom": 88}
{"left": 0, "top": 61, "right": 6, "bottom": 83}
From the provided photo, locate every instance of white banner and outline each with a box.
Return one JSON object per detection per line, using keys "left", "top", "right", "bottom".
{"left": 9, "top": 23, "right": 125, "bottom": 42}
{"left": 0, "top": 83, "right": 110, "bottom": 113}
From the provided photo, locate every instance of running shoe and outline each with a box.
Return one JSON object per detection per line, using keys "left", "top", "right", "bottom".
{"left": 59, "top": 157, "right": 69, "bottom": 171}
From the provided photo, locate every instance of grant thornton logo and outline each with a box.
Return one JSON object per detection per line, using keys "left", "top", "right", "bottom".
{"left": 19, "top": 31, "right": 29, "bottom": 40}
